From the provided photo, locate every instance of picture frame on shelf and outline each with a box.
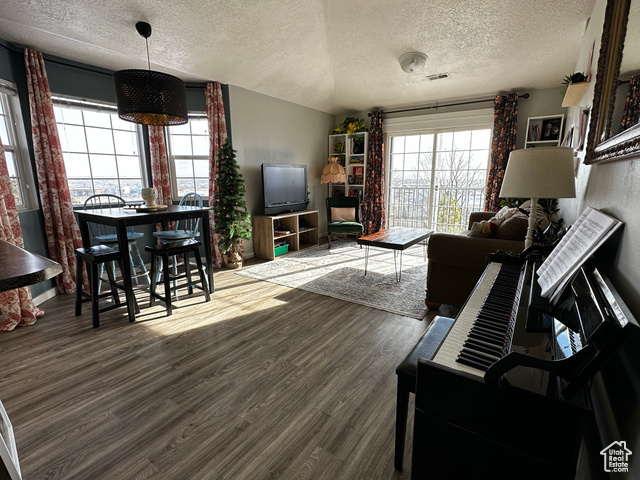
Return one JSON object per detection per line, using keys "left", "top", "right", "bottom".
{"left": 348, "top": 189, "right": 363, "bottom": 200}
{"left": 541, "top": 118, "right": 562, "bottom": 140}
{"left": 348, "top": 175, "right": 355, "bottom": 184}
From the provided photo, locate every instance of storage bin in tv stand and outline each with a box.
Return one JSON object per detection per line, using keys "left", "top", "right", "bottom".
{"left": 253, "top": 210, "right": 319, "bottom": 260}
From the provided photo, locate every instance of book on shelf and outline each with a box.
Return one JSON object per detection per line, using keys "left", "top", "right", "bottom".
{"left": 536, "top": 207, "right": 622, "bottom": 304}
{"left": 561, "top": 126, "right": 574, "bottom": 147}
{"left": 577, "top": 109, "right": 589, "bottom": 151}
{"left": 353, "top": 167, "right": 364, "bottom": 176}
{"left": 529, "top": 125, "right": 538, "bottom": 142}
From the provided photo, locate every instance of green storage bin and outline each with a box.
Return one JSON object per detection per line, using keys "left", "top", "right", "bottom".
{"left": 274, "top": 244, "right": 289, "bottom": 257}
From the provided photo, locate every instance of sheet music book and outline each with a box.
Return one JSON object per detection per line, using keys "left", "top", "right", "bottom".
{"left": 537, "top": 207, "right": 622, "bottom": 304}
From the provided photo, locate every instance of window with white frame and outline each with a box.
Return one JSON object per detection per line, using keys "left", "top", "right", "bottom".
{"left": 167, "top": 115, "right": 209, "bottom": 199}
{"left": 52, "top": 96, "right": 146, "bottom": 205}
{"left": 388, "top": 128, "right": 492, "bottom": 233}
{"left": 0, "top": 80, "right": 34, "bottom": 209}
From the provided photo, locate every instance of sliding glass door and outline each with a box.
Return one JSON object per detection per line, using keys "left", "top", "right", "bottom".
{"left": 388, "top": 128, "right": 491, "bottom": 233}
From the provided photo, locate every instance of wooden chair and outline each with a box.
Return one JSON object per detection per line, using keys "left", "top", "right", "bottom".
{"left": 152, "top": 192, "right": 203, "bottom": 284}
{"left": 326, "top": 196, "right": 363, "bottom": 248}
{"left": 83, "top": 194, "right": 150, "bottom": 289}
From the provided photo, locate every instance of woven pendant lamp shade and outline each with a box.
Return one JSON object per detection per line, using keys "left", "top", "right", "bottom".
{"left": 114, "top": 22, "right": 188, "bottom": 126}
{"left": 321, "top": 157, "right": 346, "bottom": 183}
{"left": 114, "top": 69, "right": 188, "bottom": 125}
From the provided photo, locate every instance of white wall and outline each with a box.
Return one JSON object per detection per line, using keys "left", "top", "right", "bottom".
{"left": 561, "top": 0, "right": 640, "bottom": 317}
{"left": 228, "top": 85, "right": 335, "bottom": 256}
{"left": 560, "top": 1, "right": 640, "bottom": 474}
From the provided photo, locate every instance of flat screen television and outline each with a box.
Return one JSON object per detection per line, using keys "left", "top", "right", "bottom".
{"left": 261, "top": 163, "right": 307, "bottom": 215}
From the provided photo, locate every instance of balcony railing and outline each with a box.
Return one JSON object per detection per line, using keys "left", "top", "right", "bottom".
{"left": 388, "top": 186, "right": 485, "bottom": 233}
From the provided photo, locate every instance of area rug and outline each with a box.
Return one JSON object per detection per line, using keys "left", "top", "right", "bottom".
{"left": 237, "top": 239, "right": 429, "bottom": 319}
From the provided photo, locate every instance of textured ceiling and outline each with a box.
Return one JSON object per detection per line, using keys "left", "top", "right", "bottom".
{"left": 0, "top": 0, "right": 596, "bottom": 115}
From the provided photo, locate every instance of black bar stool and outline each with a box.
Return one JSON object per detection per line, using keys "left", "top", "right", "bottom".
{"left": 75, "top": 245, "right": 139, "bottom": 328}
{"left": 146, "top": 238, "right": 211, "bottom": 316}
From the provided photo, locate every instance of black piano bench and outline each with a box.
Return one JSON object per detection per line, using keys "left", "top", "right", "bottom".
{"left": 394, "top": 315, "right": 454, "bottom": 471}
{"left": 146, "top": 238, "right": 210, "bottom": 316}
{"left": 75, "top": 245, "right": 138, "bottom": 328}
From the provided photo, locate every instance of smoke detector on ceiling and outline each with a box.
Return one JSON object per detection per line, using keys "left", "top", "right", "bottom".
{"left": 399, "top": 52, "right": 428, "bottom": 73}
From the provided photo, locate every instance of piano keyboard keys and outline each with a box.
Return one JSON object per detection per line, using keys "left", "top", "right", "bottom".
{"left": 430, "top": 261, "right": 526, "bottom": 379}
{"left": 457, "top": 262, "right": 524, "bottom": 371}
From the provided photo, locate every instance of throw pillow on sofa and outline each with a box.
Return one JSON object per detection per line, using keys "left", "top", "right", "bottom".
{"left": 496, "top": 216, "right": 529, "bottom": 240}
{"left": 468, "top": 206, "right": 518, "bottom": 238}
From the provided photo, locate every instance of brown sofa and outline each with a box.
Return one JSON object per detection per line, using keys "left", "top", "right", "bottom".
{"left": 425, "top": 211, "right": 525, "bottom": 309}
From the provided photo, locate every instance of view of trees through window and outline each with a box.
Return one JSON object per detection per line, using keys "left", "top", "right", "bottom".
{"left": 53, "top": 98, "right": 144, "bottom": 205}
{"left": 167, "top": 116, "right": 209, "bottom": 199}
{"left": 388, "top": 129, "right": 491, "bottom": 233}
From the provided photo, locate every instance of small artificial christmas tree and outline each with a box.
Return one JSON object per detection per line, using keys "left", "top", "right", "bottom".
{"left": 213, "top": 142, "right": 251, "bottom": 267}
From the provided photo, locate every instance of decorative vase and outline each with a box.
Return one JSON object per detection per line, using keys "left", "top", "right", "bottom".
{"left": 223, "top": 250, "right": 243, "bottom": 269}
{"left": 141, "top": 187, "right": 158, "bottom": 207}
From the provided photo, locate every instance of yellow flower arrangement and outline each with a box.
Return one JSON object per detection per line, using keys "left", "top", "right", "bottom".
{"left": 333, "top": 117, "right": 367, "bottom": 134}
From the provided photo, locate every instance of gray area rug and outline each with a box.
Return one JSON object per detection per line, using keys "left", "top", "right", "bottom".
{"left": 237, "top": 239, "right": 429, "bottom": 319}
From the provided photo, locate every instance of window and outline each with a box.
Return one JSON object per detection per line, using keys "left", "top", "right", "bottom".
{"left": 53, "top": 96, "right": 145, "bottom": 205}
{"left": 167, "top": 115, "right": 209, "bottom": 199}
{"left": 0, "top": 80, "right": 33, "bottom": 209}
{"left": 388, "top": 128, "right": 492, "bottom": 233}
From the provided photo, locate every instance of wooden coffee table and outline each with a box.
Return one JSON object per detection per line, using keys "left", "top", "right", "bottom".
{"left": 357, "top": 227, "right": 434, "bottom": 281}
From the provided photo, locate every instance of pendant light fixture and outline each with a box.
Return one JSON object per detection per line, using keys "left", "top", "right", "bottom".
{"left": 114, "top": 22, "right": 188, "bottom": 126}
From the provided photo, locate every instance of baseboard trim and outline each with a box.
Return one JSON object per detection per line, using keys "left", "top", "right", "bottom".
{"left": 32, "top": 287, "right": 58, "bottom": 306}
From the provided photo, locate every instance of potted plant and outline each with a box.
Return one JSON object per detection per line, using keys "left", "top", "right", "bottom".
{"left": 333, "top": 116, "right": 368, "bottom": 135}
{"left": 214, "top": 142, "right": 252, "bottom": 269}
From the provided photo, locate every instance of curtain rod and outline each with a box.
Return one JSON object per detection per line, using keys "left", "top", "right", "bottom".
{"left": 41, "top": 58, "right": 212, "bottom": 89}
{"left": 370, "top": 92, "right": 530, "bottom": 116}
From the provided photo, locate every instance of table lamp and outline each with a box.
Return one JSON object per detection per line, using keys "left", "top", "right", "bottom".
{"left": 499, "top": 147, "right": 576, "bottom": 249}
{"left": 321, "top": 157, "right": 346, "bottom": 184}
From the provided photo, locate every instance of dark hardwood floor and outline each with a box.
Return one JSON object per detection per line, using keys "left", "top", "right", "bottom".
{"left": 0, "top": 261, "right": 456, "bottom": 479}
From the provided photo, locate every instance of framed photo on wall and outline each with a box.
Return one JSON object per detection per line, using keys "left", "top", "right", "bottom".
{"left": 0, "top": 400, "right": 21, "bottom": 480}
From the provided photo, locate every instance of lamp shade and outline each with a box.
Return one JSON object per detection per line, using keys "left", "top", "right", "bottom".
{"left": 499, "top": 147, "right": 576, "bottom": 199}
{"left": 114, "top": 69, "right": 188, "bottom": 126}
{"left": 321, "top": 157, "right": 346, "bottom": 183}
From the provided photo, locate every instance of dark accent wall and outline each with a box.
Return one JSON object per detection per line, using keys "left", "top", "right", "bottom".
{"left": 0, "top": 38, "right": 231, "bottom": 298}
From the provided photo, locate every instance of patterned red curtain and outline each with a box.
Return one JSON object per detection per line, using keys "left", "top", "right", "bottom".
{"left": 24, "top": 48, "right": 84, "bottom": 294}
{"left": 362, "top": 110, "right": 385, "bottom": 235}
{"left": 0, "top": 137, "right": 45, "bottom": 331}
{"left": 148, "top": 125, "right": 173, "bottom": 230}
{"left": 149, "top": 125, "right": 171, "bottom": 206}
{"left": 619, "top": 75, "right": 640, "bottom": 133}
{"left": 484, "top": 93, "right": 519, "bottom": 212}
{"left": 206, "top": 82, "right": 227, "bottom": 267}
